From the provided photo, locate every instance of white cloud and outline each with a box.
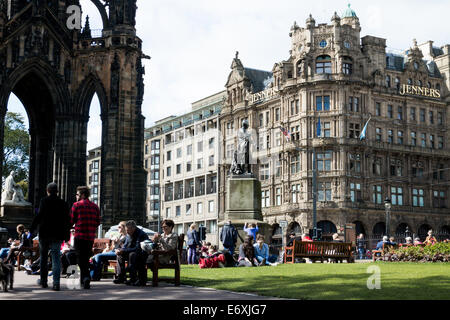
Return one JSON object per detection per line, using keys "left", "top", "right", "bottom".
{"left": 6, "top": 0, "right": 450, "bottom": 151}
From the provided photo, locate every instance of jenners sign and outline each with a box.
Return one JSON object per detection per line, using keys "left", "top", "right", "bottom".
{"left": 248, "top": 88, "right": 279, "bottom": 104}
{"left": 399, "top": 84, "right": 441, "bottom": 98}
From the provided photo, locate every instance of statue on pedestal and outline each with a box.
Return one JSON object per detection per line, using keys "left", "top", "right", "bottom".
{"left": 1, "top": 171, "right": 31, "bottom": 206}
{"left": 230, "top": 119, "right": 252, "bottom": 175}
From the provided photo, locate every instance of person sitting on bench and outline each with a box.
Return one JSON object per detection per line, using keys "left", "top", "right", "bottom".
{"left": 113, "top": 220, "right": 149, "bottom": 286}
{"left": 143, "top": 219, "right": 178, "bottom": 269}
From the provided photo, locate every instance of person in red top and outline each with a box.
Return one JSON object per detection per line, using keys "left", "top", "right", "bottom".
{"left": 71, "top": 186, "right": 100, "bottom": 289}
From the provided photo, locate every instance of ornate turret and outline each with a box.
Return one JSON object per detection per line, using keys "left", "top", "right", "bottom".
{"left": 306, "top": 14, "right": 315, "bottom": 29}
{"left": 341, "top": 4, "right": 360, "bottom": 31}
{"left": 331, "top": 11, "right": 341, "bottom": 26}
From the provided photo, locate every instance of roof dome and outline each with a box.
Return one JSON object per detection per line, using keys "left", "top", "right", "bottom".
{"left": 342, "top": 4, "right": 357, "bottom": 18}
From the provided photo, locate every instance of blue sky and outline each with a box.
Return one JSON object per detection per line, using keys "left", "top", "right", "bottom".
{"left": 6, "top": 0, "right": 450, "bottom": 151}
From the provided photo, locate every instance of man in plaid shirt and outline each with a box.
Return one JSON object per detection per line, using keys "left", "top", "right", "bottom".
{"left": 71, "top": 186, "right": 100, "bottom": 289}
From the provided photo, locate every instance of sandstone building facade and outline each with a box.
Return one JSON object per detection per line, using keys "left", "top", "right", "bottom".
{"left": 218, "top": 7, "right": 450, "bottom": 245}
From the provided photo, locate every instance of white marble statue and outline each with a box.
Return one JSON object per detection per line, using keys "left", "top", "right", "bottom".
{"left": 1, "top": 171, "right": 31, "bottom": 206}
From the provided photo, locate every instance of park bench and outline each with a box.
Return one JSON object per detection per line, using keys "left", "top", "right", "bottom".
{"left": 147, "top": 233, "right": 184, "bottom": 287}
{"left": 16, "top": 240, "right": 40, "bottom": 271}
{"left": 372, "top": 243, "right": 398, "bottom": 261}
{"left": 284, "top": 240, "right": 354, "bottom": 263}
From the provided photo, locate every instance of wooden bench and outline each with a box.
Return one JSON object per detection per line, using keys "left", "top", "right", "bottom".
{"left": 284, "top": 241, "right": 354, "bottom": 263}
{"left": 16, "top": 240, "right": 40, "bottom": 271}
{"left": 147, "top": 234, "right": 184, "bottom": 287}
{"left": 92, "top": 238, "right": 110, "bottom": 255}
{"left": 372, "top": 243, "right": 398, "bottom": 261}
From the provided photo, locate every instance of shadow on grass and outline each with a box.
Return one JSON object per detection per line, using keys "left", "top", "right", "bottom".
{"left": 160, "top": 271, "right": 450, "bottom": 300}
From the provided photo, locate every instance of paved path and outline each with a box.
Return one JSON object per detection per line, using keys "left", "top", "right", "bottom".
{"left": 0, "top": 271, "right": 281, "bottom": 300}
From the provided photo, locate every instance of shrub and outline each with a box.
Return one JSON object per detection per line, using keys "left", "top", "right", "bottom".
{"left": 380, "top": 243, "right": 450, "bottom": 262}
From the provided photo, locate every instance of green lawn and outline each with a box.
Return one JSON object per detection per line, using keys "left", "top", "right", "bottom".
{"left": 152, "top": 262, "right": 450, "bottom": 300}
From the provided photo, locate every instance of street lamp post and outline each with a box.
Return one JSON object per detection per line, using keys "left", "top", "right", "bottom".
{"left": 384, "top": 197, "right": 391, "bottom": 237}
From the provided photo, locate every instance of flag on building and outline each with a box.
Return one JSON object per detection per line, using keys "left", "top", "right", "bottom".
{"left": 280, "top": 127, "right": 291, "bottom": 141}
{"left": 317, "top": 117, "right": 322, "bottom": 137}
{"left": 359, "top": 116, "right": 372, "bottom": 141}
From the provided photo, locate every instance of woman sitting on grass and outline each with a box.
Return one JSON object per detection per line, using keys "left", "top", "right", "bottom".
{"left": 237, "top": 235, "right": 258, "bottom": 267}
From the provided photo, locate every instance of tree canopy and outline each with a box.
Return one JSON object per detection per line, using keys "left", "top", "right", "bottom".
{"left": 2, "top": 112, "right": 30, "bottom": 183}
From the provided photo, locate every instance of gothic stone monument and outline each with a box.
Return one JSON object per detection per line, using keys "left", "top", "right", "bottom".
{"left": 219, "top": 120, "right": 270, "bottom": 251}
{"left": 0, "top": 1, "right": 147, "bottom": 232}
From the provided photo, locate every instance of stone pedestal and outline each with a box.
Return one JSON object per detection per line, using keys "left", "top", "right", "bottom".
{"left": 0, "top": 205, "right": 34, "bottom": 239}
{"left": 218, "top": 174, "right": 270, "bottom": 252}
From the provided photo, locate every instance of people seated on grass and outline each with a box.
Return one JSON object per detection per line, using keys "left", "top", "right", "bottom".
{"left": 187, "top": 223, "right": 200, "bottom": 265}
{"left": 200, "top": 242, "right": 211, "bottom": 258}
{"left": 253, "top": 234, "right": 278, "bottom": 266}
{"left": 3, "top": 224, "right": 32, "bottom": 265}
{"left": 61, "top": 229, "right": 77, "bottom": 276}
{"left": 424, "top": 230, "right": 437, "bottom": 245}
{"left": 90, "top": 221, "right": 127, "bottom": 281}
{"left": 143, "top": 219, "right": 178, "bottom": 270}
{"left": 198, "top": 245, "right": 226, "bottom": 268}
{"left": 243, "top": 222, "right": 259, "bottom": 243}
{"left": 237, "top": 235, "right": 258, "bottom": 267}
{"left": 113, "top": 220, "right": 149, "bottom": 286}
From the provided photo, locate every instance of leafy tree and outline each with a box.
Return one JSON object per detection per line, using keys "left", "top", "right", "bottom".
{"left": 2, "top": 112, "right": 30, "bottom": 184}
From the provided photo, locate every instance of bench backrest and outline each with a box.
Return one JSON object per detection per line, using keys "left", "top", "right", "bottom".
{"left": 293, "top": 241, "right": 352, "bottom": 256}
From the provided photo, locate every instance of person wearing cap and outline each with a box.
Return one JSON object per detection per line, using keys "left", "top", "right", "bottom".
{"left": 30, "top": 182, "right": 71, "bottom": 291}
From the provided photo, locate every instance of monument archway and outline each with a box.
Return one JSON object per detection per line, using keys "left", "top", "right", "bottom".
{"left": 0, "top": 0, "right": 147, "bottom": 231}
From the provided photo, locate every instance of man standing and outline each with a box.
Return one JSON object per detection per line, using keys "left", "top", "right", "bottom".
{"left": 356, "top": 233, "right": 366, "bottom": 260}
{"left": 71, "top": 186, "right": 100, "bottom": 289}
{"left": 30, "top": 182, "right": 71, "bottom": 291}
{"left": 220, "top": 221, "right": 239, "bottom": 255}
{"left": 113, "top": 220, "right": 149, "bottom": 286}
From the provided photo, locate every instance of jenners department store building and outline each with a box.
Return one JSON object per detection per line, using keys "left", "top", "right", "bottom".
{"left": 218, "top": 6, "right": 450, "bottom": 245}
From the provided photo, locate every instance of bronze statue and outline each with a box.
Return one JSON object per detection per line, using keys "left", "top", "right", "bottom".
{"left": 230, "top": 120, "right": 252, "bottom": 175}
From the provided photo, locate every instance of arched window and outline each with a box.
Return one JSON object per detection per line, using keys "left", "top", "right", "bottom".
{"left": 373, "top": 222, "right": 386, "bottom": 237}
{"left": 395, "top": 223, "right": 410, "bottom": 236}
{"left": 288, "top": 222, "right": 302, "bottom": 235}
{"left": 271, "top": 224, "right": 282, "bottom": 247}
{"left": 418, "top": 224, "right": 433, "bottom": 241}
{"left": 386, "top": 75, "right": 391, "bottom": 87}
{"left": 353, "top": 221, "right": 366, "bottom": 236}
{"left": 316, "top": 55, "right": 332, "bottom": 74}
{"left": 407, "top": 78, "right": 413, "bottom": 85}
{"left": 342, "top": 56, "right": 353, "bottom": 75}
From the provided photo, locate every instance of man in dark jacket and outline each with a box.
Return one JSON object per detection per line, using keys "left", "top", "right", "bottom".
{"left": 220, "top": 221, "right": 239, "bottom": 255}
{"left": 30, "top": 182, "right": 71, "bottom": 291}
{"left": 113, "top": 220, "right": 149, "bottom": 286}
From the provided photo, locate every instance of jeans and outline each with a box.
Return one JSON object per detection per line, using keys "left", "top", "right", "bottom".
{"left": 90, "top": 251, "right": 116, "bottom": 280}
{"left": 358, "top": 248, "right": 366, "bottom": 260}
{"left": 39, "top": 240, "right": 62, "bottom": 285}
{"left": 0, "top": 248, "right": 10, "bottom": 259}
{"left": 187, "top": 245, "right": 198, "bottom": 264}
{"left": 255, "top": 255, "right": 270, "bottom": 265}
{"left": 74, "top": 238, "right": 94, "bottom": 284}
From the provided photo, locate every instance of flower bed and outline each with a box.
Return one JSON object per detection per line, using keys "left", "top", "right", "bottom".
{"left": 380, "top": 243, "right": 450, "bottom": 262}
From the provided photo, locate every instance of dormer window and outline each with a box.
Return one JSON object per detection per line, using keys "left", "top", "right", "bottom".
{"left": 342, "top": 56, "right": 353, "bottom": 75}
{"left": 316, "top": 55, "right": 332, "bottom": 74}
